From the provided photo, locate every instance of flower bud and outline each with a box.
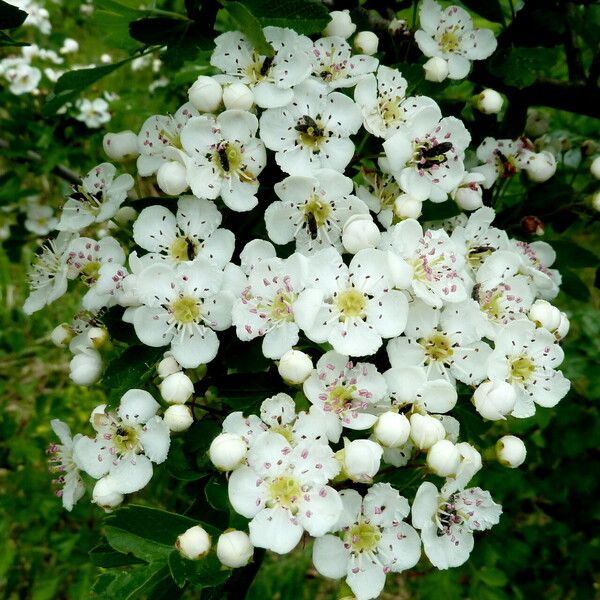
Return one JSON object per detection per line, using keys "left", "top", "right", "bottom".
{"left": 164, "top": 404, "right": 194, "bottom": 432}
{"left": 528, "top": 299, "right": 561, "bottom": 331}
{"left": 87, "top": 326, "right": 109, "bottom": 349}
{"left": 323, "top": 10, "right": 356, "bottom": 39}
{"left": 278, "top": 349, "right": 313, "bottom": 384}
{"left": 176, "top": 525, "right": 211, "bottom": 560}
{"left": 92, "top": 476, "right": 124, "bottom": 510}
{"left": 525, "top": 151, "right": 557, "bottom": 183}
{"left": 590, "top": 156, "right": 600, "bottom": 179}
{"left": 157, "top": 355, "right": 182, "bottom": 379}
{"left": 373, "top": 412, "right": 410, "bottom": 448}
{"left": 555, "top": 313, "right": 570, "bottom": 340}
{"left": 496, "top": 435, "right": 527, "bottom": 468}
{"left": 156, "top": 161, "right": 188, "bottom": 196}
{"left": 473, "top": 380, "right": 516, "bottom": 420}
{"left": 475, "top": 89, "right": 503, "bottom": 115}
{"left": 452, "top": 173, "right": 485, "bottom": 211}
{"left": 102, "top": 130, "right": 139, "bottom": 161}
{"left": 341, "top": 439, "right": 383, "bottom": 482}
{"left": 60, "top": 38, "right": 79, "bottom": 54}
{"left": 209, "top": 432, "right": 247, "bottom": 471}
{"left": 409, "top": 413, "right": 445, "bottom": 449}
{"left": 394, "top": 194, "right": 422, "bottom": 219}
{"left": 223, "top": 82, "right": 254, "bottom": 111}
{"left": 423, "top": 57, "right": 449, "bottom": 82}
{"left": 114, "top": 206, "right": 138, "bottom": 225}
{"left": 217, "top": 530, "right": 254, "bottom": 568}
{"left": 354, "top": 31, "right": 379, "bottom": 56}
{"left": 427, "top": 439, "right": 460, "bottom": 476}
{"left": 51, "top": 323, "right": 73, "bottom": 348}
{"left": 341, "top": 214, "right": 381, "bottom": 253}
{"left": 160, "top": 372, "right": 194, "bottom": 404}
{"left": 388, "top": 18, "right": 408, "bottom": 35}
{"left": 188, "top": 76, "right": 222, "bottom": 113}
{"left": 100, "top": 53, "right": 112, "bottom": 64}
{"left": 69, "top": 349, "right": 102, "bottom": 386}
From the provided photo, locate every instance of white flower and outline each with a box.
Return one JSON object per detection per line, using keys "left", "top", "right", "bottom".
{"left": 409, "top": 413, "right": 445, "bottom": 449}
{"left": 159, "top": 371, "right": 194, "bottom": 404}
{"left": 311, "top": 36, "right": 378, "bottom": 89}
{"left": 427, "top": 439, "right": 460, "bottom": 476}
{"left": 4, "top": 62, "right": 41, "bottom": 94}
{"left": 217, "top": 530, "right": 254, "bottom": 568}
{"left": 69, "top": 348, "right": 103, "bottom": 386}
{"left": 487, "top": 320, "right": 570, "bottom": 418}
{"left": 524, "top": 151, "right": 557, "bottom": 182}
{"left": 188, "top": 76, "right": 223, "bottom": 113}
{"left": 103, "top": 130, "right": 139, "bottom": 161}
{"left": 383, "top": 103, "right": 471, "bottom": 201}
{"left": 133, "top": 261, "right": 233, "bottom": 368}
{"left": 23, "top": 232, "right": 73, "bottom": 314}
{"left": 496, "top": 435, "right": 527, "bottom": 468}
{"left": 209, "top": 432, "right": 248, "bottom": 471}
{"left": 163, "top": 405, "right": 194, "bottom": 432}
{"left": 473, "top": 380, "right": 516, "bottom": 420}
{"left": 75, "top": 98, "right": 111, "bottom": 128}
{"left": 177, "top": 525, "right": 211, "bottom": 559}
{"left": 528, "top": 299, "right": 569, "bottom": 339}
{"left": 511, "top": 239, "right": 561, "bottom": 300}
{"left": 415, "top": 0, "right": 497, "bottom": 79}
{"left": 472, "top": 137, "right": 534, "bottom": 189}
{"left": 323, "top": 10, "right": 356, "bottom": 39}
{"left": 57, "top": 163, "right": 134, "bottom": 232}
{"left": 354, "top": 31, "right": 379, "bottom": 56}
{"left": 232, "top": 253, "right": 307, "bottom": 359}
{"left": 266, "top": 169, "right": 368, "bottom": 254}
{"left": 342, "top": 214, "right": 381, "bottom": 254}
{"left": 47, "top": 419, "right": 85, "bottom": 511}
{"left": 73, "top": 390, "right": 170, "bottom": 494}
{"left": 296, "top": 247, "right": 408, "bottom": 356}
{"left": 259, "top": 79, "right": 362, "bottom": 176}
{"left": 132, "top": 195, "right": 234, "bottom": 269}
{"left": 24, "top": 203, "right": 57, "bottom": 235}
{"left": 228, "top": 431, "right": 342, "bottom": 554}
{"left": 373, "top": 412, "right": 411, "bottom": 448}
{"left": 387, "top": 300, "right": 491, "bottom": 385}
{"left": 312, "top": 484, "right": 421, "bottom": 600}
{"left": 412, "top": 482, "right": 502, "bottom": 569}
{"left": 451, "top": 171, "right": 485, "bottom": 211}
{"left": 303, "top": 351, "right": 386, "bottom": 442}
{"left": 341, "top": 438, "right": 383, "bottom": 483}
{"left": 356, "top": 167, "right": 402, "bottom": 228}
{"left": 278, "top": 349, "right": 313, "bottom": 384}
{"left": 180, "top": 110, "right": 266, "bottom": 212}
{"left": 380, "top": 219, "right": 468, "bottom": 306}
{"left": 137, "top": 103, "right": 198, "bottom": 177}
{"left": 476, "top": 89, "right": 503, "bottom": 115}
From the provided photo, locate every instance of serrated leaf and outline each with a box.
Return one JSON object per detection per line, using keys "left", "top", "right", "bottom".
{"left": 0, "top": 0, "right": 28, "bottom": 29}
{"left": 223, "top": 2, "right": 274, "bottom": 57}
{"left": 168, "top": 550, "right": 230, "bottom": 589}
{"left": 238, "top": 0, "right": 329, "bottom": 34}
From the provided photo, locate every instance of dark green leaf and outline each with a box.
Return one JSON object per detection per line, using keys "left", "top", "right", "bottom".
{"left": 102, "top": 345, "right": 164, "bottom": 410}
{"left": 223, "top": 2, "right": 274, "bottom": 57}
{"left": 0, "top": 0, "right": 27, "bottom": 29}
{"left": 0, "top": 29, "right": 27, "bottom": 47}
{"left": 204, "top": 475, "right": 230, "bottom": 512}
{"left": 460, "top": 0, "right": 504, "bottom": 23}
{"left": 165, "top": 437, "right": 206, "bottom": 481}
{"left": 94, "top": 562, "right": 175, "bottom": 600}
{"left": 129, "top": 16, "right": 190, "bottom": 45}
{"left": 549, "top": 240, "right": 599, "bottom": 270}
{"left": 560, "top": 268, "right": 590, "bottom": 302}
{"left": 89, "top": 544, "right": 145, "bottom": 568}
{"left": 168, "top": 550, "right": 230, "bottom": 589}
{"left": 477, "top": 566, "right": 509, "bottom": 587}
{"left": 238, "top": 0, "right": 329, "bottom": 34}
{"left": 488, "top": 47, "right": 561, "bottom": 88}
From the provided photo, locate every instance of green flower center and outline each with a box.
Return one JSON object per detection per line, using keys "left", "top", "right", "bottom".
{"left": 336, "top": 289, "right": 367, "bottom": 319}
{"left": 171, "top": 296, "right": 201, "bottom": 324}
{"left": 438, "top": 28, "right": 461, "bottom": 53}
{"left": 304, "top": 195, "right": 331, "bottom": 226}
{"left": 270, "top": 426, "right": 294, "bottom": 444}
{"left": 170, "top": 236, "right": 198, "bottom": 262}
{"left": 80, "top": 261, "right": 101, "bottom": 286}
{"left": 295, "top": 116, "right": 325, "bottom": 149}
{"left": 159, "top": 128, "right": 181, "bottom": 149}
{"left": 421, "top": 332, "right": 454, "bottom": 363}
{"left": 346, "top": 522, "right": 381, "bottom": 554}
{"left": 215, "top": 143, "right": 243, "bottom": 174}
{"left": 509, "top": 355, "right": 535, "bottom": 383}
{"left": 327, "top": 385, "right": 356, "bottom": 412}
{"left": 113, "top": 425, "right": 139, "bottom": 455}
{"left": 378, "top": 96, "right": 404, "bottom": 124}
{"left": 479, "top": 289, "right": 503, "bottom": 320}
{"left": 270, "top": 292, "right": 295, "bottom": 322}
{"left": 268, "top": 475, "right": 301, "bottom": 510}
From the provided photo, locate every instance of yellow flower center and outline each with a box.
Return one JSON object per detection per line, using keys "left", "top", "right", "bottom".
{"left": 171, "top": 296, "right": 201, "bottom": 324}
{"left": 170, "top": 236, "right": 198, "bottom": 262}
{"left": 268, "top": 475, "right": 301, "bottom": 510}
{"left": 328, "top": 385, "right": 356, "bottom": 412}
{"left": 346, "top": 522, "right": 381, "bottom": 554}
{"left": 303, "top": 195, "right": 331, "bottom": 226}
{"left": 215, "top": 143, "right": 243, "bottom": 174}
{"left": 296, "top": 116, "right": 325, "bottom": 149}
{"left": 159, "top": 128, "right": 181, "bottom": 149}
{"left": 438, "top": 28, "right": 461, "bottom": 53}
{"left": 509, "top": 355, "right": 535, "bottom": 383}
{"left": 378, "top": 96, "right": 403, "bottom": 124}
{"left": 113, "top": 426, "right": 139, "bottom": 455}
{"left": 336, "top": 289, "right": 367, "bottom": 319}
{"left": 270, "top": 292, "right": 295, "bottom": 322}
{"left": 479, "top": 289, "right": 503, "bottom": 320}
{"left": 421, "top": 332, "right": 454, "bottom": 363}
{"left": 80, "top": 261, "right": 101, "bottom": 286}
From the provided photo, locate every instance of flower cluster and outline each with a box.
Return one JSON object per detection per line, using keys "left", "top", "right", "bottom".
{"left": 31, "top": 2, "right": 572, "bottom": 596}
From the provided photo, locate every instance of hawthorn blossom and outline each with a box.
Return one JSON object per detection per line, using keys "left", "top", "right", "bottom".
{"left": 265, "top": 169, "right": 369, "bottom": 253}
{"left": 412, "top": 482, "right": 501, "bottom": 569}
{"left": 180, "top": 110, "right": 266, "bottom": 211}
{"left": 73, "top": 390, "right": 170, "bottom": 494}
{"left": 24, "top": 203, "right": 57, "bottom": 235}
{"left": 57, "top": 163, "right": 134, "bottom": 232}
{"left": 472, "top": 137, "right": 535, "bottom": 188}
{"left": 313, "top": 485, "right": 421, "bottom": 600}
{"left": 415, "top": 0, "right": 497, "bottom": 80}
{"left": 511, "top": 239, "right": 561, "bottom": 300}
{"left": 228, "top": 431, "right": 342, "bottom": 554}
{"left": 259, "top": 79, "right": 362, "bottom": 176}
{"left": 211, "top": 27, "right": 313, "bottom": 108}
{"left": 132, "top": 195, "right": 234, "bottom": 269}
{"left": 75, "top": 98, "right": 111, "bottom": 129}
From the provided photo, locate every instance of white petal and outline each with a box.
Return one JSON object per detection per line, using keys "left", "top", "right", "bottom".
{"left": 249, "top": 507, "right": 303, "bottom": 554}
{"left": 109, "top": 454, "right": 153, "bottom": 494}
{"left": 139, "top": 416, "right": 171, "bottom": 463}
{"left": 299, "top": 485, "right": 343, "bottom": 537}
{"left": 228, "top": 465, "right": 268, "bottom": 518}
{"left": 118, "top": 389, "right": 159, "bottom": 425}
{"left": 312, "top": 535, "right": 349, "bottom": 579}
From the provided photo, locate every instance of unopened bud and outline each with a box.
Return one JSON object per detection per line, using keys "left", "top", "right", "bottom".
{"left": 51, "top": 323, "right": 73, "bottom": 347}
{"left": 69, "top": 349, "right": 102, "bottom": 386}
{"left": 160, "top": 372, "right": 194, "bottom": 404}
{"left": 409, "top": 413, "right": 445, "bottom": 449}
{"left": 521, "top": 215, "right": 544, "bottom": 236}
{"left": 590, "top": 156, "right": 600, "bottom": 179}
{"left": 209, "top": 432, "right": 247, "bottom": 471}
{"left": 373, "top": 412, "right": 410, "bottom": 447}
{"left": 176, "top": 525, "right": 211, "bottom": 560}
{"left": 341, "top": 438, "right": 382, "bottom": 482}
{"left": 92, "top": 476, "right": 124, "bottom": 510}
{"left": 525, "top": 151, "right": 557, "bottom": 183}
{"left": 473, "top": 380, "right": 516, "bottom": 420}
{"left": 156, "top": 161, "right": 188, "bottom": 196}
{"left": 188, "top": 76, "right": 222, "bottom": 113}
{"left": 394, "top": 194, "right": 422, "bottom": 219}
{"left": 278, "top": 349, "right": 313, "bottom": 384}
{"left": 223, "top": 83, "right": 254, "bottom": 111}
{"left": 423, "top": 57, "right": 448, "bottom": 82}
{"left": 103, "top": 130, "right": 139, "bottom": 161}
{"left": 217, "top": 530, "right": 254, "bottom": 568}
{"left": 164, "top": 404, "right": 194, "bottom": 432}
{"left": 323, "top": 10, "right": 356, "bottom": 39}
{"left": 114, "top": 206, "right": 138, "bottom": 225}
{"left": 354, "top": 31, "right": 379, "bottom": 56}
{"left": 475, "top": 89, "right": 503, "bottom": 115}
{"left": 427, "top": 439, "right": 460, "bottom": 476}
{"left": 453, "top": 173, "right": 485, "bottom": 211}
{"left": 87, "top": 326, "right": 109, "bottom": 349}
{"left": 496, "top": 435, "right": 527, "bottom": 468}
{"left": 528, "top": 299, "right": 561, "bottom": 331}
{"left": 342, "top": 214, "right": 381, "bottom": 253}
{"left": 157, "top": 355, "right": 182, "bottom": 379}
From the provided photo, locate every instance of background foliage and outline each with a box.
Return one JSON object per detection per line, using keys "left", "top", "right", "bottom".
{"left": 0, "top": 0, "right": 599, "bottom": 598}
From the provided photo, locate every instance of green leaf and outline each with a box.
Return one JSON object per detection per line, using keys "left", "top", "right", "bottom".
{"left": 102, "top": 345, "right": 164, "bottom": 410}
{"left": 129, "top": 16, "right": 191, "bottom": 45}
{"left": 223, "top": 2, "right": 274, "bottom": 57}
{"left": 168, "top": 550, "right": 230, "bottom": 589}
{"left": 104, "top": 504, "right": 220, "bottom": 563}
{"left": 460, "top": 0, "right": 504, "bottom": 24}
{"left": 204, "top": 475, "right": 230, "bottom": 512}
{"left": 0, "top": 0, "right": 28, "bottom": 29}
{"left": 94, "top": 563, "right": 175, "bottom": 600}
{"left": 548, "top": 240, "right": 599, "bottom": 270}
{"left": 89, "top": 544, "right": 145, "bottom": 568}
{"left": 560, "top": 268, "right": 590, "bottom": 302}
{"left": 477, "top": 566, "right": 509, "bottom": 587}
{"left": 238, "top": 0, "right": 329, "bottom": 34}
{"left": 43, "top": 60, "right": 130, "bottom": 116}
{"left": 93, "top": 0, "right": 143, "bottom": 50}
{"left": 0, "top": 29, "right": 27, "bottom": 47}
{"left": 488, "top": 47, "right": 561, "bottom": 88}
